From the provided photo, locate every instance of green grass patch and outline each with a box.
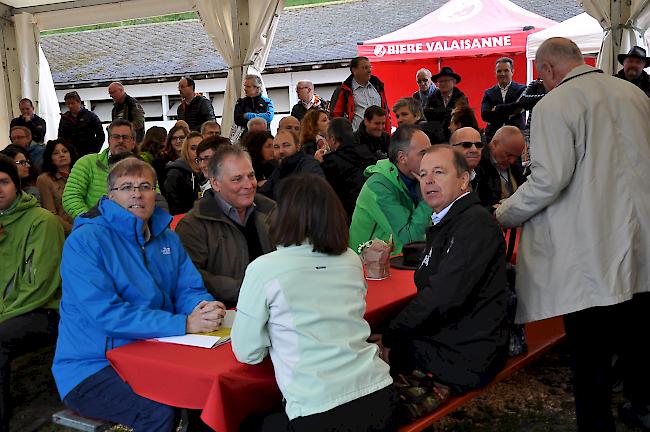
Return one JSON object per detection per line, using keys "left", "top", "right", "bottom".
{"left": 41, "top": 0, "right": 344, "bottom": 36}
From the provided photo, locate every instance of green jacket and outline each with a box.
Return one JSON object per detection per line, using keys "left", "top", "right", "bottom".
{"left": 0, "top": 193, "right": 64, "bottom": 323}
{"left": 62, "top": 148, "right": 110, "bottom": 218}
{"left": 349, "top": 159, "right": 432, "bottom": 255}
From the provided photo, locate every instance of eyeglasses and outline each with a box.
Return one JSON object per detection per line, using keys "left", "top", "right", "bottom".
{"left": 452, "top": 141, "right": 484, "bottom": 149}
{"left": 195, "top": 155, "right": 212, "bottom": 164}
{"left": 417, "top": 78, "right": 430, "bottom": 83}
{"left": 110, "top": 183, "right": 154, "bottom": 193}
{"left": 109, "top": 134, "right": 133, "bottom": 141}
{"left": 15, "top": 160, "right": 30, "bottom": 166}
{"left": 171, "top": 136, "right": 186, "bottom": 142}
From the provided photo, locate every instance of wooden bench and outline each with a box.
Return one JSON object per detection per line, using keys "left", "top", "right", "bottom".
{"left": 51, "top": 409, "right": 114, "bottom": 432}
{"left": 399, "top": 316, "right": 566, "bottom": 432}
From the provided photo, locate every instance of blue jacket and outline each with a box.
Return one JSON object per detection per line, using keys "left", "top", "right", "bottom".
{"left": 52, "top": 197, "right": 214, "bottom": 399}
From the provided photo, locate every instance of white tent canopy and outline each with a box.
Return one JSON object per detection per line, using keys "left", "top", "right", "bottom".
{"left": 581, "top": 0, "right": 650, "bottom": 74}
{"left": 526, "top": 13, "right": 604, "bottom": 60}
{"left": 0, "top": 0, "right": 283, "bottom": 144}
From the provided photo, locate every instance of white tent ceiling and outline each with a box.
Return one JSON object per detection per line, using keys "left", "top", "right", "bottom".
{"left": 0, "top": 0, "right": 283, "bottom": 142}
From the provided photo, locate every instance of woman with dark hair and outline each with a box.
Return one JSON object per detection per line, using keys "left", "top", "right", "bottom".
{"left": 299, "top": 109, "right": 329, "bottom": 155}
{"left": 36, "top": 140, "right": 77, "bottom": 234}
{"left": 241, "top": 130, "right": 275, "bottom": 183}
{"left": 163, "top": 131, "right": 203, "bottom": 215}
{"left": 153, "top": 124, "right": 189, "bottom": 194}
{"left": 232, "top": 174, "right": 397, "bottom": 432}
{"left": 0, "top": 144, "right": 41, "bottom": 204}
{"left": 139, "top": 126, "right": 168, "bottom": 165}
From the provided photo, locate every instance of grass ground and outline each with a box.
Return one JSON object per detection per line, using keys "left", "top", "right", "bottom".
{"left": 9, "top": 341, "right": 645, "bottom": 432}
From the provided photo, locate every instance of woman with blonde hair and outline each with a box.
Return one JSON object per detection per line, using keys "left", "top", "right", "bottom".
{"left": 163, "top": 131, "right": 202, "bottom": 215}
{"left": 299, "top": 109, "right": 329, "bottom": 155}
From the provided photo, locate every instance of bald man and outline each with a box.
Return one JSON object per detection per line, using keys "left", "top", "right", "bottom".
{"left": 278, "top": 115, "right": 301, "bottom": 135}
{"left": 473, "top": 125, "right": 525, "bottom": 208}
{"left": 108, "top": 82, "right": 145, "bottom": 142}
{"left": 449, "top": 127, "right": 483, "bottom": 187}
{"left": 496, "top": 37, "right": 650, "bottom": 432}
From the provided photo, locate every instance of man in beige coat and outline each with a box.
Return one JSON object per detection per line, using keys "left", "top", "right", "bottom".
{"left": 176, "top": 145, "right": 276, "bottom": 307}
{"left": 496, "top": 37, "right": 650, "bottom": 431}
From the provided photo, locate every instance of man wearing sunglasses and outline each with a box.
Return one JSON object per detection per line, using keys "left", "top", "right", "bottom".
{"left": 450, "top": 127, "right": 483, "bottom": 189}
{"left": 474, "top": 125, "right": 525, "bottom": 209}
{"left": 412, "top": 68, "right": 436, "bottom": 110}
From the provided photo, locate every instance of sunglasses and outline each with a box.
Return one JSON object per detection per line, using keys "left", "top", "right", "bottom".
{"left": 452, "top": 141, "right": 484, "bottom": 149}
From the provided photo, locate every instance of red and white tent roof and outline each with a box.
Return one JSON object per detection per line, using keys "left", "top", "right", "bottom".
{"left": 358, "top": 0, "right": 556, "bottom": 61}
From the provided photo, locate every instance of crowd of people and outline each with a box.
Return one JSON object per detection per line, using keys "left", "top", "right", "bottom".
{"left": 1, "top": 37, "right": 650, "bottom": 432}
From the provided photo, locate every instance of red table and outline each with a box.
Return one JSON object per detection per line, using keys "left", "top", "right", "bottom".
{"left": 107, "top": 268, "right": 416, "bottom": 432}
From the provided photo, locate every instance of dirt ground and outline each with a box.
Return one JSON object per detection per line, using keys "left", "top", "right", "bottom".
{"left": 9, "top": 342, "right": 645, "bottom": 432}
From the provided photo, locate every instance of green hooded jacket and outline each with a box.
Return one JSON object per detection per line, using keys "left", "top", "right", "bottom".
{"left": 62, "top": 148, "right": 110, "bottom": 218}
{"left": 0, "top": 192, "right": 63, "bottom": 323}
{"left": 349, "top": 159, "right": 432, "bottom": 255}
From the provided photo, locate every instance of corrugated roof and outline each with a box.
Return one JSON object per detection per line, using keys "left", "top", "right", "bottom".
{"left": 40, "top": 0, "right": 584, "bottom": 85}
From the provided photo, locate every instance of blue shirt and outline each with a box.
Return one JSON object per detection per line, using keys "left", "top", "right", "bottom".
{"left": 432, "top": 192, "right": 470, "bottom": 225}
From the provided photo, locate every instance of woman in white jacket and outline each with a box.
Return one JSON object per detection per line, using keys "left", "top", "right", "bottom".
{"left": 232, "top": 174, "right": 396, "bottom": 432}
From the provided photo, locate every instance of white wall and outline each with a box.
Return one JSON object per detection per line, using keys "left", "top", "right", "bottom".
{"left": 56, "top": 67, "right": 350, "bottom": 141}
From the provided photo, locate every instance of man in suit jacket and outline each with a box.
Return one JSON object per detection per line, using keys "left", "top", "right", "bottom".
{"left": 481, "top": 58, "right": 526, "bottom": 142}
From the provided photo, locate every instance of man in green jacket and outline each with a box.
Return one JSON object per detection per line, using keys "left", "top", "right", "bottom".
{"left": 0, "top": 155, "right": 63, "bottom": 431}
{"left": 349, "top": 124, "right": 432, "bottom": 255}
{"left": 62, "top": 119, "right": 135, "bottom": 218}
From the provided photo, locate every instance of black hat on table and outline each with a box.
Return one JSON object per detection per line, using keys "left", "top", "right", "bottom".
{"left": 390, "top": 241, "right": 427, "bottom": 270}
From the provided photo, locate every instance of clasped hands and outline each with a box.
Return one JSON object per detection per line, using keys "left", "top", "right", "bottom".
{"left": 186, "top": 300, "right": 227, "bottom": 334}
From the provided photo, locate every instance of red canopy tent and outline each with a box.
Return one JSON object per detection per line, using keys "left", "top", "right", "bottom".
{"left": 358, "top": 0, "right": 556, "bottom": 129}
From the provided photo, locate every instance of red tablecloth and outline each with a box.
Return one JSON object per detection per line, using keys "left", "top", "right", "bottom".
{"left": 107, "top": 268, "right": 416, "bottom": 432}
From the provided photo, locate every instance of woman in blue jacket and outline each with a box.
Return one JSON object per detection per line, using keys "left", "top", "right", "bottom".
{"left": 52, "top": 158, "right": 225, "bottom": 432}
{"left": 232, "top": 174, "right": 397, "bottom": 431}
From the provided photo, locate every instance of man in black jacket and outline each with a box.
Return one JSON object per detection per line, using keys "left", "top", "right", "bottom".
{"left": 109, "top": 82, "right": 145, "bottom": 143}
{"left": 258, "top": 130, "right": 323, "bottom": 199}
{"left": 177, "top": 77, "right": 216, "bottom": 132}
{"left": 614, "top": 46, "right": 650, "bottom": 98}
{"left": 371, "top": 145, "right": 509, "bottom": 394}
{"left": 353, "top": 105, "right": 390, "bottom": 159}
{"left": 474, "top": 126, "right": 526, "bottom": 209}
{"left": 10, "top": 98, "right": 46, "bottom": 143}
{"left": 58, "top": 91, "right": 105, "bottom": 158}
{"left": 316, "top": 118, "right": 378, "bottom": 221}
{"left": 481, "top": 58, "right": 526, "bottom": 142}
{"left": 424, "top": 67, "right": 466, "bottom": 139}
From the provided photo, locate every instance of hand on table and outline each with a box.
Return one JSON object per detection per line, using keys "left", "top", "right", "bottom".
{"left": 186, "top": 300, "right": 226, "bottom": 333}
{"left": 368, "top": 333, "right": 390, "bottom": 364}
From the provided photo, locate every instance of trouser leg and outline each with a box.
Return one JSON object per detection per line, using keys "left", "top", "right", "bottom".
{"left": 564, "top": 303, "right": 620, "bottom": 432}
{"left": 63, "top": 365, "right": 176, "bottom": 432}
{"left": 289, "top": 386, "right": 398, "bottom": 432}
{"left": 619, "top": 293, "right": 650, "bottom": 411}
{"left": 0, "top": 310, "right": 58, "bottom": 432}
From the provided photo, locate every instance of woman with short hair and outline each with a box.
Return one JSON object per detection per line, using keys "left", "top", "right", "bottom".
{"left": 1, "top": 144, "right": 41, "bottom": 205}
{"left": 232, "top": 174, "right": 397, "bottom": 432}
{"left": 36, "top": 140, "right": 77, "bottom": 234}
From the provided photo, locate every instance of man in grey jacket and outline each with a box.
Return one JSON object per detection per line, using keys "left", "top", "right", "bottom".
{"left": 496, "top": 37, "right": 650, "bottom": 432}
{"left": 175, "top": 145, "right": 276, "bottom": 307}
